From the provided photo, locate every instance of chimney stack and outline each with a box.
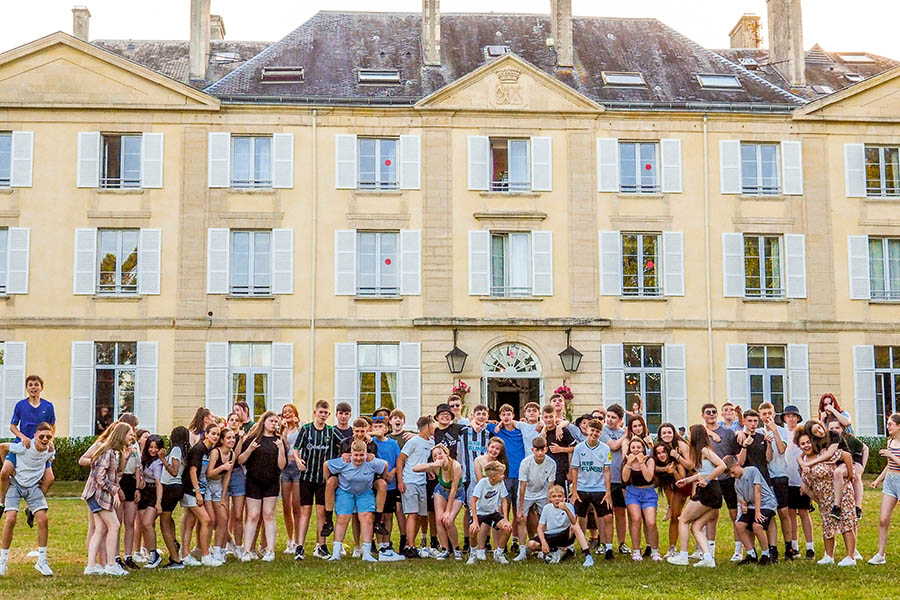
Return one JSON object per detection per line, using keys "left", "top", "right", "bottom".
{"left": 729, "top": 14, "right": 761, "bottom": 49}
{"left": 210, "top": 14, "right": 226, "bottom": 41}
{"left": 766, "top": 0, "right": 806, "bottom": 87}
{"left": 422, "top": 0, "right": 440, "bottom": 66}
{"left": 190, "top": 0, "right": 211, "bottom": 80}
{"left": 550, "top": 0, "right": 574, "bottom": 69}
{"left": 72, "top": 6, "right": 91, "bottom": 42}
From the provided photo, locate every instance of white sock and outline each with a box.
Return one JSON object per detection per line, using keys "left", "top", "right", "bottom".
{"left": 708, "top": 541, "right": 716, "bottom": 553}
{"left": 791, "top": 540, "right": 799, "bottom": 551}
{"left": 679, "top": 550, "right": 689, "bottom": 559}
{"left": 703, "top": 552, "right": 713, "bottom": 561}
{"left": 379, "top": 542, "right": 389, "bottom": 550}
{"left": 331, "top": 542, "right": 342, "bottom": 559}
{"left": 0, "top": 549, "right": 8, "bottom": 561}
{"left": 761, "top": 549, "right": 770, "bottom": 557}
{"left": 806, "top": 542, "right": 815, "bottom": 551}
{"left": 734, "top": 541, "right": 742, "bottom": 553}
{"left": 38, "top": 547, "right": 47, "bottom": 560}
{"left": 362, "top": 542, "right": 372, "bottom": 558}
{"left": 517, "top": 546, "right": 527, "bottom": 557}
{"left": 748, "top": 548, "right": 757, "bottom": 558}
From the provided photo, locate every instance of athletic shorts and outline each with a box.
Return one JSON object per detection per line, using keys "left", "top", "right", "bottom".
{"left": 383, "top": 488, "right": 399, "bottom": 514}
{"left": 770, "top": 477, "right": 789, "bottom": 510}
{"left": 401, "top": 482, "right": 428, "bottom": 516}
{"left": 610, "top": 483, "right": 627, "bottom": 509}
{"left": 205, "top": 478, "right": 224, "bottom": 503}
{"left": 520, "top": 497, "right": 547, "bottom": 517}
{"left": 882, "top": 473, "right": 900, "bottom": 500}
{"left": 625, "top": 485, "right": 658, "bottom": 510}
{"left": 246, "top": 477, "right": 280, "bottom": 500}
{"left": 4, "top": 482, "right": 48, "bottom": 514}
{"left": 504, "top": 478, "right": 519, "bottom": 511}
{"left": 574, "top": 491, "right": 612, "bottom": 519}
{"left": 737, "top": 508, "right": 776, "bottom": 531}
{"left": 532, "top": 529, "right": 574, "bottom": 551}
{"left": 476, "top": 511, "right": 504, "bottom": 529}
{"left": 691, "top": 480, "right": 723, "bottom": 509}
{"left": 426, "top": 477, "right": 437, "bottom": 512}
{"left": 280, "top": 461, "right": 301, "bottom": 484}
{"left": 787, "top": 485, "right": 812, "bottom": 510}
{"left": 299, "top": 481, "right": 326, "bottom": 506}
{"left": 137, "top": 483, "right": 158, "bottom": 511}
{"left": 228, "top": 467, "right": 246, "bottom": 497}
{"left": 336, "top": 488, "right": 376, "bottom": 515}
{"left": 719, "top": 477, "right": 738, "bottom": 510}
{"left": 160, "top": 484, "right": 182, "bottom": 513}
{"left": 434, "top": 483, "right": 466, "bottom": 504}
{"left": 119, "top": 473, "right": 137, "bottom": 503}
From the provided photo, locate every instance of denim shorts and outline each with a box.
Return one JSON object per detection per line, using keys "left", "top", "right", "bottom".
{"left": 205, "top": 479, "right": 224, "bottom": 503}
{"left": 335, "top": 488, "right": 375, "bottom": 516}
{"left": 883, "top": 473, "right": 900, "bottom": 500}
{"left": 625, "top": 485, "right": 658, "bottom": 510}
{"left": 280, "top": 461, "right": 301, "bottom": 483}
{"left": 85, "top": 494, "right": 103, "bottom": 514}
{"left": 434, "top": 483, "right": 466, "bottom": 504}
{"left": 228, "top": 467, "right": 246, "bottom": 497}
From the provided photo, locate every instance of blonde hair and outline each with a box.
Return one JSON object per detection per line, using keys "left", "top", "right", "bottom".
{"left": 483, "top": 460, "right": 506, "bottom": 476}
{"left": 548, "top": 484, "right": 566, "bottom": 497}
{"left": 350, "top": 439, "right": 367, "bottom": 453}
{"left": 92, "top": 421, "right": 131, "bottom": 467}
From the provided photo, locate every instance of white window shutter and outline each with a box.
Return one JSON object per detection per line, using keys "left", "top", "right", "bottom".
{"left": 138, "top": 228, "right": 161, "bottom": 295}
{"left": 844, "top": 143, "right": 866, "bottom": 198}
{"left": 10, "top": 131, "right": 33, "bottom": 188}
{"left": 784, "top": 234, "right": 807, "bottom": 298}
{"left": 271, "top": 343, "right": 294, "bottom": 410}
{"left": 848, "top": 235, "right": 871, "bottom": 300}
{"left": 1, "top": 342, "right": 26, "bottom": 428}
{"left": 334, "top": 343, "right": 358, "bottom": 414}
{"left": 660, "top": 138, "right": 682, "bottom": 193}
{"left": 726, "top": 343, "right": 749, "bottom": 409}
{"left": 205, "top": 342, "right": 229, "bottom": 417}
{"left": 399, "top": 135, "right": 421, "bottom": 190}
{"left": 467, "top": 136, "right": 490, "bottom": 191}
{"left": 208, "top": 132, "right": 231, "bottom": 188}
{"left": 73, "top": 228, "right": 97, "bottom": 295}
{"left": 334, "top": 229, "right": 357, "bottom": 296}
{"left": 140, "top": 132, "right": 164, "bottom": 189}
{"left": 272, "top": 133, "right": 294, "bottom": 189}
{"left": 602, "top": 343, "right": 624, "bottom": 407}
{"left": 207, "top": 228, "right": 230, "bottom": 294}
{"left": 664, "top": 344, "right": 687, "bottom": 429}
{"left": 400, "top": 229, "right": 421, "bottom": 295}
{"left": 719, "top": 140, "right": 741, "bottom": 194}
{"left": 76, "top": 132, "right": 100, "bottom": 188}
{"left": 530, "top": 136, "right": 552, "bottom": 192}
{"left": 662, "top": 231, "right": 685, "bottom": 296}
{"left": 399, "top": 342, "right": 421, "bottom": 425}
{"left": 781, "top": 140, "right": 803, "bottom": 195}
{"left": 787, "top": 344, "right": 810, "bottom": 421}
{"left": 70, "top": 341, "right": 94, "bottom": 437}
{"left": 335, "top": 134, "right": 357, "bottom": 189}
{"left": 853, "top": 345, "right": 876, "bottom": 436}
{"left": 531, "top": 231, "right": 553, "bottom": 296}
{"left": 6, "top": 227, "right": 29, "bottom": 295}
{"left": 468, "top": 230, "right": 491, "bottom": 295}
{"left": 136, "top": 342, "right": 158, "bottom": 433}
{"left": 596, "top": 138, "right": 619, "bottom": 192}
{"left": 598, "top": 230, "right": 622, "bottom": 296}
{"left": 272, "top": 228, "right": 294, "bottom": 295}
{"left": 722, "top": 233, "right": 745, "bottom": 297}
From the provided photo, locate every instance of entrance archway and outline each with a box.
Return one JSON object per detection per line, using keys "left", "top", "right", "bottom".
{"left": 481, "top": 342, "right": 542, "bottom": 420}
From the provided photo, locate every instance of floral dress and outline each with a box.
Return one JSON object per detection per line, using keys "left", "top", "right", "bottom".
{"left": 801, "top": 452, "right": 857, "bottom": 539}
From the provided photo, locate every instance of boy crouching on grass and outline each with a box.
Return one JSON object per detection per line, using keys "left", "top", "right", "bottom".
{"left": 527, "top": 484, "right": 594, "bottom": 566}
{"left": 725, "top": 456, "right": 778, "bottom": 565}
{"left": 467, "top": 460, "right": 512, "bottom": 565}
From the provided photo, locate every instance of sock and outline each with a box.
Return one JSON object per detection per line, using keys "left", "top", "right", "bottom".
{"left": 374, "top": 511, "right": 383, "bottom": 522}
{"left": 679, "top": 551, "right": 689, "bottom": 559}
{"left": 379, "top": 542, "right": 389, "bottom": 550}
{"left": 331, "top": 542, "right": 341, "bottom": 559}
{"left": 124, "top": 554, "right": 131, "bottom": 560}
{"left": 748, "top": 548, "right": 757, "bottom": 558}
{"left": 703, "top": 552, "right": 713, "bottom": 561}
{"left": 806, "top": 542, "right": 815, "bottom": 551}
{"left": 708, "top": 540, "right": 716, "bottom": 553}
{"left": 430, "top": 536, "right": 439, "bottom": 549}
{"left": 734, "top": 541, "right": 743, "bottom": 554}
{"left": 517, "top": 545, "right": 527, "bottom": 557}
{"left": 463, "top": 536, "right": 469, "bottom": 547}
{"left": 38, "top": 547, "right": 47, "bottom": 560}
{"left": 0, "top": 549, "right": 8, "bottom": 561}
{"left": 362, "top": 542, "right": 372, "bottom": 558}
{"left": 512, "top": 536, "right": 519, "bottom": 544}
{"left": 399, "top": 535, "right": 407, "bottom": 549}
{"left": 761, "top": 549, "right": 770, "bottom": 557}
{"left": 325, "top": 510, "right": 333, "bottom": 523}
{"left": 791, "top": 540, "right": 799, "bottom": 551}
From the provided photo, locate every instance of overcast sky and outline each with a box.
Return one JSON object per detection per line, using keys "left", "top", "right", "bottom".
{"left": 2, "top": 0, "right": 898, "bottom": 57}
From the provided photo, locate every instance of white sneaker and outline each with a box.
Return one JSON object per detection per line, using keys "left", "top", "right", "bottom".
{"left": 466, "top": 553, "right": 478, "bottom": 565}
{"left": 837, "top": 556, "right": 857, "bottom": 567}
{"left": 201, "top": 555, "right": 223, "bottom": 567}
{"left": 693, "top": 557, "right": 716, "bottom": 568}
{"left": 582, "top": 553, "right": 594, "bottom": 567}
{"left": 667, "top": 554, "right": 689, "bottom": 566}
{"left": 513, "top": 550, "right": 528, "bottom": 562}
{"left": 239, "top": 553, "right": 253, "bottom": 563}
{"left": 0, "top": 561, "right": 7, "bottom": 576}
{"left": 34, "top": 560, "right": 53, "bottom": 576}
{"left": 362, "top": 553, "right": 377, "bottom": 563}
{"left": 631, "top": 550, "right": 643, "bottom": 562}
{"left": 729, "top": 551, "right": 743, "bottom": 562}
{"left": 665, "top": 546, "right": 677, "bottom": 558}
{"left": 853, "top": 549, "right": 863, "bottom": 561}
{"left": 817, "top": 555, "right": 835, "bottom": 565}
{"left": 284, "top": 540, "right": 296, "bottom": 555}
{"left": 454, "top": 550, "right": 463, "bottom": 561}
{"left": 549, "top": 549, "right": 562, "bottom": 564}
{"left": 378, "top": 549, "right": 406, "bottom": 562}
{"left": 182, "top": 555, "right": 201, "bottom": 567}
{"left": 83, "top": 565, "right": 104, "bottom": 575}
{"left": 133, "top": 550, "right": 148, "bottom": 564}
{"left": 26, "top": 550, "right": 39, "bottom": 558}
{"left": 226, "top": 542, "right": 236, "bottom": 556}
{"left": 261, "top": 551, "right": 275, "bottom": 562}
{"left": 868, "top": 553, "right": 886, "bottom": 565}
{"left": 493, "top": 549, "right": 509, "bottom": 564}
{"left": 104, "top": 563, "right": 130, "bottom": 576}
{"left": 651, "top": 551, "right": 663, "bottom": 562}
{"left": 352, "top": 547, "right": 361, "bottom": 558}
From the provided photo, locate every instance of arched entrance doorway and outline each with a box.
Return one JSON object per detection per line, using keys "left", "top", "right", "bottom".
{"left": 481, "top": 342, "right": 542, "bottom": 420}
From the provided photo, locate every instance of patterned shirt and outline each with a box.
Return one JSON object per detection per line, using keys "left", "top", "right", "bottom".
{"left": 293, "top": 422, "right": 342, "bottom": 484}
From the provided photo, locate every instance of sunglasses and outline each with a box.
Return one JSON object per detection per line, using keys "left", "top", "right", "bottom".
{"left": 449, "top": 404, "right": 461, "bottom": 409}
{"left": 372, "top": 416, "right": 387, "bottom": 421}
{"left": 704, "top": 410, "right": 718, "bottom": 415}
{"left": 36, "top": 434, "right": 52, "bottom": 441}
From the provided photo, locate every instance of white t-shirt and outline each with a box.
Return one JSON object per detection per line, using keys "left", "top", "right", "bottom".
{"left": 400, "top": 435, "right": 434, "bottom": 486}
{"left": 159, "top": 446, "right": 184, "bottom": 485}
{"left": 785, "top": 427, "right": 803, "bottom": 487}
{"left": 518, "top": 454, "right": 557, "bottom": 501}
{"left": 766, "top": 424, "right": 789, "bottom": 479}
{"left": 472, "top": 477, "right": 508, "bottom": 516}
{"left": 539, "top": 502, "right": 575, "bottom": 536}
{"left": 571, "top": 440, "right": 612, "bottom": 492}
{"left": 518, "top": 422, "right": 542, "bottom": 452}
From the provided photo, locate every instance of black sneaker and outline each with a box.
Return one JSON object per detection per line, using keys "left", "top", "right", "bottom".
{"left": 313, "top": 545, "right": 330, "bottom": 560}
{"left": 163, "top": 560, "right": 184, "bottom": 570}
{"left": 320, "top": 521, "right": 334, "bottom": 538}
{"left": 618, "top": 542, "right": 631, "bottom": 555}
{"left": 123, "top": 557, "right": 140, "bottom": 570}
{"left": 605, "top": 549, "right": 614, "bottom": 561}
{"left": 403, "top": 546, "right": 419, "bottom": 559}
{"left": 643, "top": 545, "right": 652, "bottom": 558}
{"left": 115, "top": 557, "right": 129, "bottom": 570}
{"left": 805, "top": 548, "right": 815, "bottom": 560}
{"left": 462, "top": 542, "right": 471, "bottom": 554}
{"left": 146, "top": 552, "right": 162, "bottom": 569}
{"left": 784, "top": 548, "right": 797, "bottom": 560}
{"left": 562, "top": 548, "right": 575, "bottom": 562}
{"left": 373, "top": 521, "right": 389, "bottom": 536}
{"left": 25, "top": 508, "right": 34, "bottom": 528}
{"left": 855, "top": 506, "right": 863, "bottom": 520}
{"left": 510, "top": 540, "right": 520, "bottom": 555}
{"left": 294, "top": 545, "right": 305, "bottom": 561}
{"left": 769, "top": 548, "right": 779, "bottom": 563}
{"left": 759, "top": 554, "right": 771, "bottom": 566}
{"left": 829, "top": 505, "right": 842, "bottom": 521}
{"left": 737, "top": 555, "right": 758, "bottom": 565}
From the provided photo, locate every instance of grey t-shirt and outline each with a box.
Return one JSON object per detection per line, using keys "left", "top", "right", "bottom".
{"left": 10, "top": 442, "right": 54, "bottom": 488}
{"left": 600, "top": 426, "right": 625, "bottom": 484}
{"left": 735, "top": 466, "right": 777, "bottom": 512}
{"left": 472, "top": 477, "right": 508, "bottom": 516}
{"left": 767, "top": 424, "right": 789, "bottom": 479}
{"left": 400, "top": 435, "right": 434, "bottom": 486}
{"left": 539, "top": 502, "right": 575, "bottom": 535}
{"left": 159, "top": 446, "right": 184, "bottom": 485}
{"left": 518, "top": 455, "right": 557, "bottom": 501}
{"left": 708, "top": 425, "right": 739, "bottom": 481}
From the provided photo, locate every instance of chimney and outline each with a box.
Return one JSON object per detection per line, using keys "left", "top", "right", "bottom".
{"left": 766, "top": 0, "right": 806, "bottom": 86}
{"left": 422, "top": 0, "right": 440, "bottom": 66}
{"left": 72, "top": 6, "right": 90, "bottom": 41}
{"left": 729, "top": 14, "right": 761, "bottom": 49}
{"left": 189, "top": 0, "right": 211, "bottom": 80}
{"left": 550, "top": 0, "right": 574, "bottom": 69}
{"left": 210, "top": 14, "right": 226, "bottom": 41}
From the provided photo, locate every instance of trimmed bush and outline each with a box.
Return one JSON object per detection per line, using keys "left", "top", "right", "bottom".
{"left": 2, "top": 436, "right": 97, "bottom": 481}
{"left": 860, "top": 436, "right": 887, "bottom": 474}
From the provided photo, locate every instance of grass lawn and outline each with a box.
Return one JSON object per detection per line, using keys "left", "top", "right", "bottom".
{"left": 0, "top": 479, "right": 897, "bottom": 599}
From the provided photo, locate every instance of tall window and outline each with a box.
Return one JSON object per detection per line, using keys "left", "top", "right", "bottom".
{"left": 865, "top": 146, "right": 900, "bottom": 198}
{"left": 619, "top": 142, "right": 659, "bottom": 194}
{"left": 231, "top": 230, "right": 271, "bottom": 296}
{"left": 358, "top": 343, "right": 398, "bottom": 415}
{"left": 0, "top": 228, "right": 8, "bottom": 295}
{"left": 624, "top": 344, "right": 663, "bottom": 433}
{"left": 875, "top": 346, "right": 900, "bottom": 436}
{"left": 869, "top": 237, "right": 900, "bottom": 301}
{"left": 358, "top": 138, "right": 398, "bottom": 190}
{"left": 744, "top": 235, "right": 783, "bottom": 298}
{"left": 94, "top": 342, "right": 136, "bottom": 433}
{"left": 622, "top": 233, "right": 660, "bottom": 296}
{"left": 97, "top": 229, "right": 138, "bottom": 295}
{"left": 101, "top": 134, "right": 141, "bottom": 189}
{"left": 230, "top": 342, "right": 271, "bottom": 420}
{"left": 491, "top": 232, "right": 531, "bottom": 297}
{"left": 491, "top": 138, "right": 529, "bottom": 192}
{"left": 357, "top": 232, "right": 398, "bottom": 296}
{"left": 232, "top": 136, "right": 272, "bottom": 188}
{"left": 748, "top": 345, "right": 786, "bottom": 412}
{"left": 0, "top": 133, "right": 10, "bottom": 187}
{"left": 741, "top": 143, "right": 779, "bottom": 195}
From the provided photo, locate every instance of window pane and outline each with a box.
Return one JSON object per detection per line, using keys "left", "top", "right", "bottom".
{"left": 0, "top": 229, "right": 7, "bottom": 288}
{"left": 231, "top": 232, "right": 250, "bottom": 290}
{"left": 760, "top": 145, "right": 778, "bottom": 192}
{"left": 642, "top": 234, "right": 659, "bottom": 294}
{"left": 621, "top": 234, "right": 639, "bottom": 295}
{"left": 624, "top": 371, "right": 641, "bottom": 393}
{"left": 357, "top": 232, "right": 376, "bottom": 293}
{"left": 870, "top": 238, "right": 887, "bottom": 296}
{"left": 359, "top": 372, "right": 376, "bottom": 415}
{"left": 95, "top": 342, "right": 115, "bottom": 365}
{"left": 491, "top": 234, "right": 506, "bottom": 293}
{"left": 230, "top": 343, "right": 250, "bottom": 368}
{"left": 885, "top": 148, "right": 900, "bottom": 196}
{"left": 380, "top": 372, "right": 397, "bottom": 410}
{"left": 118, "top": 342, "right": 137, "bottom": 366}
{"left": 253, "top": 373, "right": 268, "bottom": 419}
{"left": 741, "top": 144, "right": 758, "bottom": 191}
{"left": 874, "top": 345, "right": 891, "bottom": 369}
{"left": 866, "top": 147, "right": 882, "bottom": 195}
{"left": 253, "top": 231, "right": 271, "bottom": 291}
{"left": 379, "top": 139, "right": 397, "bottom": 188}
{"left": 491, "top": 139, "right": 508, "bottom": 190}
{"left": 0, "top": 135, "right": 10, "bottom": 184}
{"left": 764, "top": 237, "right": 781, "bottom": 294}
{"left": 232, "top": 137, "right": 251, "bottom": 185}
{"left": 122, "top": 136, "right": 142, "bottom": 187}
{"left": 508, "top": 233, "right": 530, "bottom": 293}
{"left": 358, "top": 344, "right": 377, "bottom": 368}
{"left": 645, "top": 391, "right": 662, "bottom": 433}
{"left": 888, "top": 239, "right": 900, "bottom": 296}
{"left": 744, "top": 236, "right": 761, "bottom": 294}
{"left": 118, "top": 369, "right": 135, "bottom": 415}
{"left": 639, "top": 143, "right": 657, "bottom": 190}
{"left": 102, "top": 135, "right": 122, "bottom": 185}
{"left": 253, "top": 137, "right": 271, "bottom": 185}
{"left": 121, "top": 230, "right": 139, "bottom": 292}
{"left": 98, "top": 230, "right": 118, "bottom": 292}
{"left": 379, "top": 344, "right": 399, "bottom": 368}
{"left": 769, "top": 374, "right": 784, "bottom": 413}
{"left": 231, "top": 372, "right": 247, "bottom": 403}
{"left": 893, "top": 346, "right": 900, "bottom": 370}
{"left": 379, "top": 232, "right": 398, "bottom": 292}
{"left": 644, "top": 345, "right": 662, "bottom": 368}
{"left": 358, "top": 138, "right": 376, "bottom": 189}
{"left": 766, "top": 345, "right": 785, "bottom": 369}
{"left": 750, "top": 373, "right": 764, "bottom": 410}
{"left": 748, "top": 345, "right": 765, "bottom": 369}
{"left": 619, "top": 143, "right": 637, "bottom": 191}
{"left": 251, "top": 343, "right": 271, "bottom": 367}
{"left": 624, "top": 344, "right": 642, "bottom": 368}
{"left": 95, "top": 368, "right": 115, "bottom": 433}
{"left": 508, "top": 140, "right": 528, "bottom": 190}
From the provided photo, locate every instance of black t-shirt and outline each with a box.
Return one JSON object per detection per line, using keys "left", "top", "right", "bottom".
{"left": 339, "top": 437, "right": 379, "bottom": 457}
{"left": 434, "top": 423, "right": 465, "bottom": 460}
{"left": 743, "top": 432, "right": 770, "bottom": 483}
{"left": 244, "top": 435, "right": 281, "bottom": 485}
{"left": 842, "top": 433, "right": 865, "bottom": 464}
{"left": 335, "top": 427, "right": 353, "bottom": 442}
{"left": 182, "top": 442, "right": 210, "bottom": 490}
{"left": 545, "top": 426, "right": 576, "bottom": 485}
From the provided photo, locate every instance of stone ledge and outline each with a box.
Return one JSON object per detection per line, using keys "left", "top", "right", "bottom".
{"left": 739, "top": 194, "right": 787, "bottom": 201}
{"left": 479, "top": 191, "right": 541, "bottom": 198}
{"left": 96, "top": 188, "right": 144, "bottom": 195}
{"left": 0, "top": 188, "right": 13, "bottom": 195}
{"left": 616, "top": 192, "right": 667, "bottom": 199}
{"left": 473, "top": 210, "right": 547, "bottom": 222}
{"left": 412, "top": 317, "right": 611, "bottom": 328}
{"left": 87, "top": 210, "right": 152, "bottom": 219}
{"left": 92, "top": 295, "right": 143, "bottom": 302}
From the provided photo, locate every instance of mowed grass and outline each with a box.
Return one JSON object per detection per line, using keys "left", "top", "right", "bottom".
{"left": 0, "top": 479, "right": 898, "bottom": 600}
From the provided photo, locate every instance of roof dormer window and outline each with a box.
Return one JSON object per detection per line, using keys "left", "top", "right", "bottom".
{"left": 357, "top": 69, "right": 401, "bottom": 84}
{"left": 261, "top": 66, "right": 304, "bottom": 83}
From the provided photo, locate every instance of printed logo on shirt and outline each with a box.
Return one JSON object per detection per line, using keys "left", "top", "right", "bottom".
{"left": 484, "top": 490, "right": 498, "bottom": 499}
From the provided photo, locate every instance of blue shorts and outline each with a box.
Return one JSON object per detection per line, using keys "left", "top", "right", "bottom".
{"left": 625, "top": 485, "right": 658, "bottom": 510}
{"left": 280, "top": 461, "right": 301, "bottom": 483}
{"left": 883, "top": 473, "right": 900, "bottom": 500}
{"left": 228, "top": 467, "right": 246, "bottom": 497}
{"left": 434, "top": 483, "right": 466, "bottom": 504}
{"left": 85, "top": 495, "right": 103, "bottom": 513}
{"left": 335, "top": 488, "right": 375, "bottom": 516}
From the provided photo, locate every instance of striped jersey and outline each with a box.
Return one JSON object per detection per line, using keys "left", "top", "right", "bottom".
{"left": 293, "top": 422, "right": 342, "bottom": 484}
{"left": 459, "top": 424, "right": 493, "bottom": 484}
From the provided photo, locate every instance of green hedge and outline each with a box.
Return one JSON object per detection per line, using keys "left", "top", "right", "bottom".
{"left": 860, "top": 436, "right": 888, "bottom": 474}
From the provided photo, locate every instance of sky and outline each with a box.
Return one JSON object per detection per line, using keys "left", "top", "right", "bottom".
{"left": 1, "top": 0, "right": 898, "bottom": 58}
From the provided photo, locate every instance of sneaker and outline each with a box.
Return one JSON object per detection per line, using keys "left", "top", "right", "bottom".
{"left": 806, "top": 548, "right": 816, "bottom": 560}
{"left": 435, "top": 550, "right": 450, "bottom": 560}
{"left": 817, "top": 555, "right": 835, "bottom": 565}
{"left": 549, "top": 549, "right": 562, "bottom": 564}
{"left": 583, "top": 554, "right": 595, "bottom": 567}
{"left": 454, "top": 550, "right": 463, "bottom": 561}
{"left": 417, "top": 547, "right": 431, "bottom": 559}
{"left": 758, "top": 555, "right": 771, "bottom": 566}
{"left": 320, "top": 521, "right": 334, "bottom": 538}
{"left": 26, "top": 550, "right": 39, "bottom": 558}
{"left": 868, "top": 553, "right": 886, "bottom": 565}
{"left": 83, "top": 565, "right": 105, "bottom": 575}
{"left": 462, "top": 542, "right": 471, "bottom": 554}
{"left": 327, "top": 555, "right": 341, "bottom": 562}
{"left": 133, "top": 550, "right": 148, "bottom": 564}
{"left": 261, "top": 551, "right": 275, "bottom": 562}
{"left": 493, "top": 549, "right": 509, "bottom": 564}
{"left": 604, "top": 548, "right": 614, "bottom": 561}
{"left": 146, "top": 552, "right": 162, "bottom": 569}
{"left": 162, "top": 560, "right": 184, "bottom": 570}
{"left": 854, "top": 549, "right": 863, "bottom": 561}
{"left": 618, "top": 542, "right": 631, "bottom": 555}
{"left": 729, "top": 551, "right": 744, "bottom": 563}
{"left": 313, "top": 545, "right": 331, "bottom": 560}
{"left": 373, "top": 521, "right": 389, "bottom": 536}
{"left": 284, "top": 540, "right": 296, "bottom": 555}
{"left": 855, "top": 506, "right": 863, "bottom": 520}
{"left": 665, "top": 547, "right": 677, "bottom": 558}
{"left": 294, "top": 546, "right": 305, "bottom": 561}
{"left": 510, "top": 539, "right": 520, "bottom": 555}
{"left": 562, "top": 547, "right": 575, "bottom": 562}
{"left": 123, "top": 557, "right": 140, "bottom": 570}
{"left": 427, "top": 547, "right": 443, "bottom": 559}
{"left": 104, "top": 563, "right": 130, "bottom": 576}
{"left": 182, "top": 555, "right": 201, "bottom": 567}
{"left": 352, "top": 547, "right": 361, "bottom": 559}
{"left": 770, "top": 548, "right": 779, "bottom": 563}
{"left": 240, "top": 553, "right": 253, "bottom": 563}
{"left": 362, "top": 553, "right": 377, "bottom": 563}
{"left": 403, "top": 546, "right": 419, "bottom": 560}
{"left": 784, "top": 548, "right": 798, "bottom": 560}
{"left": 201, "top": 555, "right": 224, "bottom": 567}
{"left": 837, "top": 556, "right": 857, "bottom": 567}
{"left": 667, "top": 554, "right": 689, "bottom": 566}
{"left": 829, "top": 505, "right": 842, "bottom": 521}
{"left": 233, "top": 547, "right": 244, "bottom": 561}
{"left": 691, "top": 549, "right": 704, "bottom": 560}
{"left": 466, "top": 553, "right": 478, "bottom": 565}
{"left": 378, "top": 548, "right": 406, "bottom": 562}
{"left": 643, "top": 545, "right": 652, "bottom": 558}
{"left": 25, "top": 507, "right": 34, "bottom": 528}
{"left": 226, "top": 542, "right": 236, "bottom": 556}
{"left": 693, "top": 557, "right": 716, "bottom": 568}
{"left": 651, "top": 551, "right": 663, "bottom": 562}
{"left": 513, "top": 551, "right": 527, "bottom": 562}
{"left": 631, "top": 550, "right": 643, "bottom": 562}
{"left": 737, "top": 555, "right": 758, "bottom": 565}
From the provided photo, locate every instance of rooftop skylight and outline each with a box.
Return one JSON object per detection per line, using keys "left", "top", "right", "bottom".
{"left": 697, "top": 74, "right": 743, "bottom": 89}
{"left": 837, "top": 53, "right": 875, "bottom": 63}
{"left": 357, "top": 69, "right": 401, "bottom": 84}
{"left": 601, "top": 71, "right": 647, "bottom": 86}
{"left": 260, "top": 66, "right": 304, "bottom": 83}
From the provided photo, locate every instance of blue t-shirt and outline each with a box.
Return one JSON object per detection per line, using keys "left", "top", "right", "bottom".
{"left": 488, "top": 423, "right": 526, "bottom": 479}
{"left": 10, "top": 398, "right": 55, "bottom": 441}
{"left": 326, "top": 457, "right": 387, "bottom": 495}
{"left": 374, "top": 437, "right": 401, "bottom": 491}
{"left": 571, "top": 440, "right": 612, "bottom": 493}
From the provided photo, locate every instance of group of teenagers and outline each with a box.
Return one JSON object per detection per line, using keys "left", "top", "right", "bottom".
{"left": 2, "top": 376, "right": 900, "bottom": 577}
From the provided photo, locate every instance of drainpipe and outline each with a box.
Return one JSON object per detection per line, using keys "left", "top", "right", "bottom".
{"left": 308, "top": 109, "right": 318, "bottom": 417}
{"left": 703, "top": 114, "right": 714, "bottom": 401}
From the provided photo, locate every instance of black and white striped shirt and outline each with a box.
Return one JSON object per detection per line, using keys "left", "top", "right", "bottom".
{"left": 459, "top": 424, "right": 493, "bottom": 485}
{"left": 293, "top": 423, "right": 341, "bottom": 484}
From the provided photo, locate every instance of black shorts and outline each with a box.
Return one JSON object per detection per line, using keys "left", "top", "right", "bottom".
{"left": 770, "top": 477, "right": 789, "bottom": 510}
{"left": 788, "top": 485, "right": 812, "bottom": 511}
{"left": 120, "top": 473, "right": 137, "bottom": 503}
{"left": 246, "top": 477, "right": 280, "bottom": 500}
{"left": 692, "top": 480, "right": 723, "bottom": 509}
{"left": 477, "top": 512, "right": 504, "bottom": 529}
{"left": 137, "top": 484, "right": 158, "bottom": 511}
{"left": 160, "top": 484, "right": 183, "bottom": 513}
{"left": 737, "top": 508, "right": 776, "bottom": 531}
{"left": 719, "top": 478, "right": 738, "bottom": 510}
{"left": 426, "top": 477, "right": 437, "bottom": 512}
{"left": 384, "top": 489, "right": 400, "bottom": 515}
{"left": 299, "top": 481, "right": 326, "bottom": 506}
{"left": 575, "top": 491, "right": 613, "bottom": 519}
{"left": 532, "top": 530, "right": 574, "bottom": 551}
{"left": 610, "top": 483, "right": 627, "bottom": 509}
